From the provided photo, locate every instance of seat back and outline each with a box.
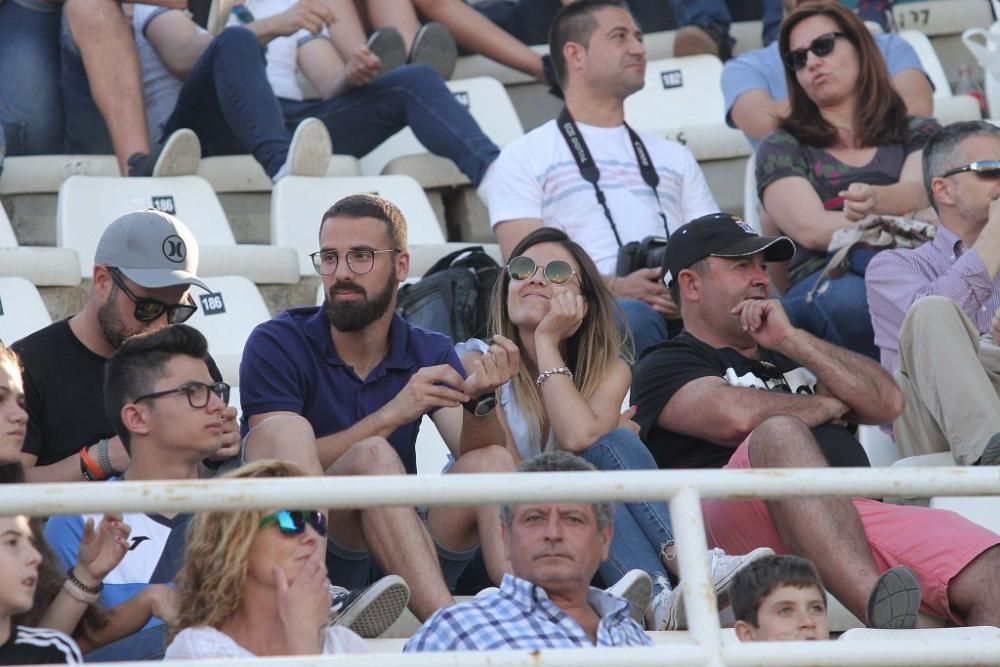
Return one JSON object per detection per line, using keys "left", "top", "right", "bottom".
{"left": 359, "top": 77, "right": 524, "bottom": 176}
{"left": 57, "top": 175, "right": 235, "bottom": 278}
{"left": 0, "top": 201, "right": 16, "bottom": 247}
{"left": 898, "top": 29, "right": 952, "bottom": 97}
{"left": 185, "top": 275, "right": 272, "bottom": 387}
{"left": 0, "top": 277, "right": 52, "bottom": 344}
{"left": 271, "top": 175, "right": 444, "bottom": 276}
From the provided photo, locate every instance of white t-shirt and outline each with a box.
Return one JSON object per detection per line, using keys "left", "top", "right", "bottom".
{"left": 132, "top": 5, "right": 192, "bottom": 145}
{"left": 165, "top": 625, "right": 369, "bottom": 659}
{"left": 489, "top": 119, "right": 718, "bottom": 275}
{"left": 226, "top": 0, "right": 327, "bottom": 101}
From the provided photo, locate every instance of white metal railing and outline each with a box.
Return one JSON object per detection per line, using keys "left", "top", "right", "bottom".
{"left": 7, "top": 467, "right": 1000, "bottom": 667}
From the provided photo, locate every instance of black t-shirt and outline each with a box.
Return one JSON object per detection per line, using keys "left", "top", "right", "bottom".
{"left": 0, "top": 626, "right": 82, "bottom": 664}
{"left": 12, "top": 319, "right": 223, "bottom": 467}
{"left": 631, "top": 331, "right": 869, "bottom": 470}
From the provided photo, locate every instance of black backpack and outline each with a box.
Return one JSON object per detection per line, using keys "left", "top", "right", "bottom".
{"left": 396, "top": 246, "right": 502, "bottom": 344}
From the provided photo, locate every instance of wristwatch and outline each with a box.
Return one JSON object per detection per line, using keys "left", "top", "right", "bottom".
{"left": 463, "top": 394, "right": 497, "bottom": 417}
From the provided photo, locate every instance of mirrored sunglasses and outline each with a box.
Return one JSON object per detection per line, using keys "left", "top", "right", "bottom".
{"left": 258, "top": 510, "right": 328, "bottom": 537}
{"left": 507, "top": 256, "right": 577, "bottom": 285}
{"left": 940, "top": 160, "right": 1000, "bottom": 179}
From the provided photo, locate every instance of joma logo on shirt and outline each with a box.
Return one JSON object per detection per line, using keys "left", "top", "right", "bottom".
{"left": 128, "top": 536, "right": 150, "bottom": 551}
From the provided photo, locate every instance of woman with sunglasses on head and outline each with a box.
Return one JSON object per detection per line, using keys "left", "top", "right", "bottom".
{"left": 756, "top": 1, "right": 939, "bottom": 359}
{"left": 166, "top": 460, "right": 369, "bottom": 659}
{"left": 452, "top": 227, "right": 770, "bottom": 631}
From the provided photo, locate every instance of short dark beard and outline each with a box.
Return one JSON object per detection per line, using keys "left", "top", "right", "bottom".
{"left": 325, "top": 273, "right": 397, "bottom": 332}
{"left": 96, "top": 287, "right": 130, "bottom": 350}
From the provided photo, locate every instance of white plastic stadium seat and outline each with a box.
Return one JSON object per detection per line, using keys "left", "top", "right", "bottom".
{"left": 416, "top": 414, "right": 451, "bottom": 476}
{"left": 359, "top": 77, "right": 525, "bottom": 187}
{"left": 742, "top": 153, "right": 761, "bottom": 234}
{"left": 898, "top": 29, "right": 952, "bottom": 97}
{"left": 623, "top": 56, "right": 752, "bottom": 161}
{"left": 929, "top": 496, "right": 1000, "bottom": 534}
{"left": 858, "top": 425, "right": 901, "bottom": 467}
{"left": 841, "top": 626, "right": 998, "bottom": 642}
{"left": 0, "top": 277, "right": 53, "bottom": 344}
{"left": 891, "top": 452, "right": 955, "bottom": 467}
{"left": 197, "top": 154, "right": 361, "bottom": 193}
{"left": 0, "top": 155, "right": 119, "bottom": 196}
{"left": 56, "top": 175, "right": 298, "bottom": 284}
{"left": 0, "top": 200, "right": 81, "bottom": 287}
{"left": 186, "top": 275, "right": 272, "bottom": 387}
{"left": 270, "top": 175, "right": 446, "bottom": 276}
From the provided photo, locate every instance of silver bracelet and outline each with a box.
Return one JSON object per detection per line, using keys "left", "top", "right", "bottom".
{"left": 535, "top": 367, "right": 573, "bottom": 387}
{"left": 96, "top": 438, "right": 116, "bottom": 476}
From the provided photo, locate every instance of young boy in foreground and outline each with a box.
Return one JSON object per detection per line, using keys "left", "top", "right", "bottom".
{"left": 731, "top": 554, "right": 829, "bottom": 641}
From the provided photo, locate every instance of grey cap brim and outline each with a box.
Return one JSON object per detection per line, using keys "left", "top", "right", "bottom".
{"left": 711, "top": 235, "right": 795, "bottom": 262}
{"left": 119, "top": 266, "right": 210, "bottom": 292}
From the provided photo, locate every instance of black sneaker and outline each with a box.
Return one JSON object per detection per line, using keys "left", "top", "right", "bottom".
{"left": 867, "top": 566, "right": 921, "bottom": 629}
{"left": 329, "top": 575, "right": 410, "bottom": 638}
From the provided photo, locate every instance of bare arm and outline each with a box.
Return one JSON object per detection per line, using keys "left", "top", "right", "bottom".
{"left": 761, "top": 176, "right": 853, "bottom": 251}
{"left": 494, "top": 218, "right": 542, "bottom": 261}
{"left": 540, "top": 357, "right": 632, "bottom": 453}
{"left": 893, "top": 69, "right": 934, "bottom": 119}
{"left": 298, "top": 37, "right": 346, "bottom": 99}
{"left": 659, "top": 376, "right": 849, "bottom": 447}
{"left": 729, "top": 89, "right": 789, "bottom": 143}
{"left": 145, "top": 9, "right": 212, "bottom": 78}
{"left": 21, "top": 436, "right": 130, "bottom": 483}
{"left": 841, "top": 150, "right": 928, "bottom": 221}
{"left": 412, "top": 0, "right": 545, "bottom": 80}
{"left": 246, "top": 0, "right": 335, "bottom": 47}
{"left": 76, "top": 586, "right": 174, "bottom": 653}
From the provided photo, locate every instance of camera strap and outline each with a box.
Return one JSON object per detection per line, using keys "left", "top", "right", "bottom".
{"left": 556, "top": 107, "right": 669, "bottom": 248}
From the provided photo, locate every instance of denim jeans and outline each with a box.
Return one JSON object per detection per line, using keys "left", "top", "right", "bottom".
{"left": 280, "top": 64, "right": 500, "bottom": 186}
{"left": 782, "top": 266, "right": 879, "bottom": 360}
{"left": 162, "top": 27, "right": 292, "bottom": 177}
{"left": 762, "top": 0, "right": 895, "bottom": 46}
{"left": 616, "top": 299, "right": 671, "bottom": 359}
{"left": 0, "top": 0, "right": 63, "bottom": 155}
{"left": 581, "top": 429, "right": 674, "bottom": 596}
{"left": 84, "top": 624, "right": 165, "bottom": 662}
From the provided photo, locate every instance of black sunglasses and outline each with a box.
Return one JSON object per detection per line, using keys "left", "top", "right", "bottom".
{"left": 507, "top": 256, "right": 578, "bottom": 285}
{"left": 109, "top": 269, "right": 197, "bottom": 324}
{"left": 940, "top": 160, "right": 1000, "bottom": 179}
{"left": 133, "top": 381, "right": 231, "bottom": 409}
{"left": 259, "top": 510, "right": 328, "bottom": 537}
{"left": 783, "top": 32, "right": 847, "bottom": 71}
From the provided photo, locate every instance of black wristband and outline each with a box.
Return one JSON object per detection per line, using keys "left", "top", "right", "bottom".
{"left": 66, "top": 567, "right": 103, "bottom": 595}
{"left": 463, "top": 394, "right": 497, "bottom": 417}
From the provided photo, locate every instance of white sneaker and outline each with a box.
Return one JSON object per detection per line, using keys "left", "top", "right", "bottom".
{"left": 646, "top": 584, "right": 684, "bottom": 631}
{"left": 606, "top": 569, "right": 652, "bottom": 626}
{"left": 152, "top": 128, "right": 201, "bottom": 177}
{"left": 329, "top": 575, "right": 410, "bottom": 638}
{"left": 274, "top": 117, "right": 331, "bottom": 181}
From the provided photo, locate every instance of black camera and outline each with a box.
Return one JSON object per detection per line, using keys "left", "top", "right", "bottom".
{"left": 615, "top": 235, "right": 668, "bottom": 277}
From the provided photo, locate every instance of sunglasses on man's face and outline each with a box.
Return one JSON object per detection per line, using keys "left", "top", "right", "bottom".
{"left": 783, "top": 31, "right": 847, "bottom": 71}
{"left": 109, "top": 269, "right": 197, "bottom": 324}
{"left": 506, "top": 256, "right": 578, "bottom": 285}
{"left": 258, "top": 510, "right": 328, "bottom": 537}
{"left": 940, "top": 160, "right": 1000, "bottom": 179}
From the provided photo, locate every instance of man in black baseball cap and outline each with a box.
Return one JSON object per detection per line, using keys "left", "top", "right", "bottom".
{"left": 13, "top": 209, "right": 239, "bottom": 482}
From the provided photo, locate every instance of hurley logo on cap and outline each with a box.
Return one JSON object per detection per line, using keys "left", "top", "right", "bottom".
{"left": 162, "top": 235, "right": 187, "bottom": 263}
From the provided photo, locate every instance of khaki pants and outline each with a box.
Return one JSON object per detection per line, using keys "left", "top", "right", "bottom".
{"left": 894, "top": 296, "right": 1000, "bottom": 465}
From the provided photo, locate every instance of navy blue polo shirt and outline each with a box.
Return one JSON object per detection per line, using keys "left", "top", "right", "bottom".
{"left": 239, "top": 307, "right": 464, "bottom": 474}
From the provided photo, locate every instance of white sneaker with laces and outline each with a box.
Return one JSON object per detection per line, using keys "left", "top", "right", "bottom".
{"left": 606, "top": 569, "right": 652, "bottom": 626}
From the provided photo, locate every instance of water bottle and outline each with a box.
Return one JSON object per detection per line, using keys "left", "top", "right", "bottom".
{"left": 955, "top": 64, "right": 987, "bottom": 117}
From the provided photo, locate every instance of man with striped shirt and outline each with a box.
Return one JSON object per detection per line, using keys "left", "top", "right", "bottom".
{"left": 866, "top": 121, "right": 1000, "bottom": 466}
{"left": 405, "top": 452, "right": 650, "bottom": 652}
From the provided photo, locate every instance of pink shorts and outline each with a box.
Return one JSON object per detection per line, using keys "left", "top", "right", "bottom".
{"left": 702, "top": 436, "right": 1000, "bottom": 623}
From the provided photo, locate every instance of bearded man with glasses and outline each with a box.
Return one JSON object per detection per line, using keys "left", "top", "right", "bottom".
{"left": 239, "top": 193, "right": 521, "bottom": 625}
{"left": 867, "top": 120, "right": 1000, "bottom": 466}
{"left": 11, "top": 209, "right": 243, "bottom": 483}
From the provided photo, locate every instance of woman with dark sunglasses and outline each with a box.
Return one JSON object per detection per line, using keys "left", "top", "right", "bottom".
{"left": 449, "top": 227, "right": 770, "bottom": 631}
{"left": 166, "top": 460, "right": 369, "bottom": 659}
{"left": 756, "top": 1, "right": 939, "bottom": 359}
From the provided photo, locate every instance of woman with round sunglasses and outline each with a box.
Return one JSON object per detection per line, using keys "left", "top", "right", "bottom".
{"left": 456, "top": 228, "right": 771, "bottom": 631}
{"left": 756, "top": 1, "right": 939, "bottom": 359}
{"left": 166, "top": 460, "right": 370, "bottom": 659}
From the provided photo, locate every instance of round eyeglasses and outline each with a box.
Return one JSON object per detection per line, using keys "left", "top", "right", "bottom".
{"left": 507, "top": 256, "right": 578, "bottom": 285}
{"left": 309, "top": 249, "right": 399, "bottom": 276}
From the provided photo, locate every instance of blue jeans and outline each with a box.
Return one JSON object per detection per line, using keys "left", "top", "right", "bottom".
{"left": 162, "top": 27, "right": 292, "bottom": 177}
{"left": 762, "top": 0, "right": 895, "bottom": 46}
{"left": 59, "top": 7, "right": 114, "bottom": 154}
{"left": 280, "top": 64, "right": 500, "bottom": 186}
{"left": 616, "top": 299, "right": 671, "bottom": 359}
{"left": 581, "top": 429, "right": 674, "bottom": 596}
{"left": 84, "top": 624, "right": 165, "bottom": 662}
{"left": 0, "top": 0, "right": 63, "bottom": 155}
{"left": 782, "top": 266, "right": 879, "bottom": 360}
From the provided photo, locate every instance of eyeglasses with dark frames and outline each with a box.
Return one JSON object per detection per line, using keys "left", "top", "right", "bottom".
{"left": 939, "top": 160, "right": 1000, "bottom": 179}
{"left": 308, "top": 248, "right": 399, "bottom": 276}
{"left": 108, "top": 268, "right": 198, "bottom": 324}
{"left": 783, "top": 32, "right": 847, "bottom": 71}
{"left": 133, "top": 381, "right": 231, "bottom": 409}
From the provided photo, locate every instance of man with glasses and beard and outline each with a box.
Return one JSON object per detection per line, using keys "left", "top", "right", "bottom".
{"left": 238, "top": 193, "right": 521, "bottom": 624}
{"left": 12, "top": 209, "right": 241, "bottom": 483}
{"left": 867, "top": 121, "right": 1000, "bottom": 466}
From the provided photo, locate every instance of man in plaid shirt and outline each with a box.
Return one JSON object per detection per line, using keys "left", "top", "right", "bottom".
{"left": 405, "top": 452, "right": 651, "bottom": 651}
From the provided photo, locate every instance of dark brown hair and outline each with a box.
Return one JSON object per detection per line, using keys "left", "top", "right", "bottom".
{"left": 778, "top": 1, "right": 908, "bottom": 148}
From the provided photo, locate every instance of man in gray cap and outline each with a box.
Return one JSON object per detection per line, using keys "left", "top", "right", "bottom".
{"left": 12, "top": 209, "right": 240, "bottom": 482}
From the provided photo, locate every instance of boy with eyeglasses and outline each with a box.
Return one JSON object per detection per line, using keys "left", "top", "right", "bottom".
{"left": 44, "top": 325, "right": 407, "bottom": 660}
{"left": 12, "top": 209, "right": 242, "bottom": 483}
{"left": 867, "top": 120, "right": 1000, "bottom": 466}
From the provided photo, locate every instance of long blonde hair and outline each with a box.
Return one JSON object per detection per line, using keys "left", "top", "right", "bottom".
{"left": 487, "top": 228, "right": 632, "bottom": 447}
{"left": 169, "top": 459, "right": 309, "bottom": 641}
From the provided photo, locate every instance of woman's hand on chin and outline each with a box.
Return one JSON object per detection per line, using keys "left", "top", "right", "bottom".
{"left": 275, "top": 549, "right": 330, "bottom": 655}
{"left": 535, "top": 292, "right": 587, "bottom": 345}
